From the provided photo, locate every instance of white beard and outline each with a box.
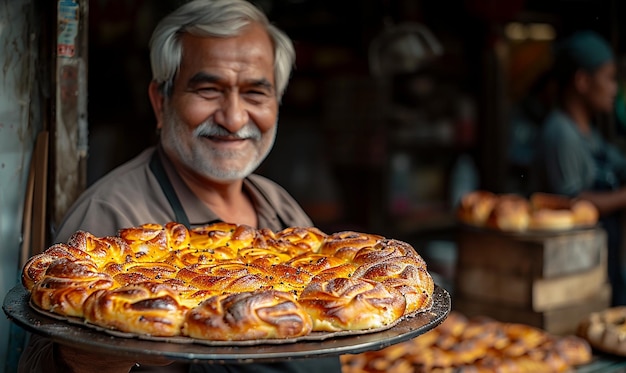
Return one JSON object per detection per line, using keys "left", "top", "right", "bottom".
{"left": 160, "top": 104, "right": 277, "bottom": 182}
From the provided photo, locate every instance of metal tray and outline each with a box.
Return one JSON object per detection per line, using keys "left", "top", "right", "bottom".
{"left": 3, "top": 284, "right": 450, "bottom": 363}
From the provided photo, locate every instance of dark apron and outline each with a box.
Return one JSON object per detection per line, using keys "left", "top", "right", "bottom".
{"left": 147, "top": 151, "right": 343, "bottom": 373}
{"left": 592, "top": 147, "right": 626, "bottom": 306}
{"left": 149, "top": 151, "right": 291, "bottom": 230}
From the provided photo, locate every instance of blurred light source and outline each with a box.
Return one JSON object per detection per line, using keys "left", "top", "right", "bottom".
{"left": 505, "top": 22, "right": 555, "bottom": 41}
{"left": 505, "top": 22, "right": 528, "bottom": 41}
{"left": 527, "top": 23, "right": 555, "bottom": 41}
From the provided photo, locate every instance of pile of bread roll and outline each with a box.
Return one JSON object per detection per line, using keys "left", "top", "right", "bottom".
{"left": 341, "top": 310, "right": 593, "bottom": 373}
{"left": 456, "top": 191, "right": 599, "bottom": 232}
{"left": 578, "top": 306, "right": 626, "bottom": 357}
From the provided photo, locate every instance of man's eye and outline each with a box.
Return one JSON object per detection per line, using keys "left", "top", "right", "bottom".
{"left": 197, "top": 87, "right": 219, "bottom": 93}
{"left": 246, "top": 90, "right": 268, "bottom": 96}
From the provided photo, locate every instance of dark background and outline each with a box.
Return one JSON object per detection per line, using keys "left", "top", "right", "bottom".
{"left": 85, "top": 0, "right": 626, "bottom": 241}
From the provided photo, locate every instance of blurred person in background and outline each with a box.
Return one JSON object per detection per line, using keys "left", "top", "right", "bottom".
{"left": 534, "top": 30, "right": 626, "bottom": 306}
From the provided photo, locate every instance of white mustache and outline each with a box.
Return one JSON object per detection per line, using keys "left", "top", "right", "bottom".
{"left": 193, "top": 120, "right": 262, "bottom": 141}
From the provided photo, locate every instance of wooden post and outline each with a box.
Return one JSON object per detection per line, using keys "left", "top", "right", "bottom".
{"left": 51, "top": 0, "right": 88, "bottom": 228}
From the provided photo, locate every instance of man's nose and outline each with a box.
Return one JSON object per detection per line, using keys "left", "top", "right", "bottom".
{"left": 214, "top": 93, "right": 249, "bottom": 133}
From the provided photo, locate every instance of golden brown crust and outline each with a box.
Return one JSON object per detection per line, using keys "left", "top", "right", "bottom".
{"left": 298, "top": 277, "right": 407, "bottom": 332}
{"left": 30, "top": 258, "right": 114, "bottom": 317}
{"left": 571, "top": 199, "right": 599, "bottom": 226}
{"left": 578, "top": 306, "right": 626, "bottom": 356}
{"left": 456, "top": 190, "right": 498, "bottom": 227}
{"left": 83, "top": 282, "right": 188, "bottom": 336}
{"left": 66, "top": 232, "right": 134, "bottom": 266}
{"left": 183, "top": 290, "right": 312, "bottom": 340}
{"left": 274, "top": 226, "right": 327, "bottom": 252}
{"left": 353, "top": 255, "right": 434, "bottom": 314}
{"left": 341, "top": 310, "right": 594, "bottom": 372}
{"left": 553, "top": 335, "right": 593, "bottom": 366}
{"left": 352, "top": 239, "right": 421, "bottom": 267}
{"left": 319, "top": 231, "right": 384, "bottom": 260}
{"left": 285, "top": 252, "right": 348, "bottom": 276}
{"left": 528, "top": 209, "right": 575, "bottom": 231}
{"left": 486, "top": 194, "right": 531, "bottom": 232}
{"left": 22, "top": 222, "right": 434, "bottom": 341}
{"left": 528, "top": 192, "right": 579, "bottom": 231}
{"left": 458, "top": 191, "right": 599, "bottom": 232}
{"left": 21, "top": 244, "right": 91, "bottom": 291}
{"left": 309, "top": 263, "right": 359, "bottom": 284}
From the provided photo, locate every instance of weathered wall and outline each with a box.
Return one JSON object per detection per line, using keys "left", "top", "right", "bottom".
{"left": 0, "top": 0, "right": 43, "bottom": 371}
{"left": 52, "top": 0, "right": 88, "bottom": 228}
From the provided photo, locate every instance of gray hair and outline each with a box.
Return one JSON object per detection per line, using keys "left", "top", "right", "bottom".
{"left": 149, "top": 0, "right": 295, "bottom": 99}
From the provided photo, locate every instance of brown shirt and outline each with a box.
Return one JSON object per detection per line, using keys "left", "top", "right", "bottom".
{"left": 19, "top": 146, "right": 341, "bottom": 373}
{"left": 53, "top": 146, "right": 313, "bottom": 243}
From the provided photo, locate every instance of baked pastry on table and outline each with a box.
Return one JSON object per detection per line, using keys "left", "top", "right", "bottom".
{"left": 485, "top": 194, "right": 531, "bottom": 232}
{"left": 456, "top": 190, "right": 498, "bottom": 227}
{"left": 578, "top": 306, "right": 626, "bottom": 356}
{"left": 456, "top": 190, "right": 599, "bottom": 233}
{"left": 340, "top": 310, "right": 593, "bottom": 373}
{"left": 21, "top": 222, "right": 435, "bottom": 342}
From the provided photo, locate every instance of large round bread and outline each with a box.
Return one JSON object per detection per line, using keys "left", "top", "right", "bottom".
{"left": 22, "top": 222, "right": 435, "bottom": 341}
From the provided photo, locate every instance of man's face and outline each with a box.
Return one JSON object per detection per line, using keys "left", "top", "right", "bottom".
{"left": 585, "top": 61, "right": 618, "bottom": 114}
{"left": 159, "top": 23, "right": 279, "bottom": 182}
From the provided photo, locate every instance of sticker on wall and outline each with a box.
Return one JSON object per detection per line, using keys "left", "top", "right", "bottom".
{"left": 58, "top": 0, "right": 79, "bottom": 58}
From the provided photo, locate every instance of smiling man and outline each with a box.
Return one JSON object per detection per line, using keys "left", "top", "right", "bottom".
{"left": 153, "top": 23, "right": 281, "bottom": 228}
{"left": 18, "top": 0, "right": 342, "bottom": 372}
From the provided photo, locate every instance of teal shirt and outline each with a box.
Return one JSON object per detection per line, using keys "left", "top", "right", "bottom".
{"left": 536, "top": 109, "right": 626, "bottom": 196}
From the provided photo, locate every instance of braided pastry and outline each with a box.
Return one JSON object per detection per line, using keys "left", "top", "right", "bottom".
{"left": 298, "top": 277, "right": 407, "bottom": 332}
{"left": 341, "top": 310, "right": 593, "bottom": 372}
{"left": 30, "top": 258, "right": 114, "bottom": 317}
{"left": 353, "top": 255, "right": 434, "bottom": 314}
{"left": 83, "top": 282, "right": 188, "bottom": 336}
{"left": 22, "top": 222, "right": 434, "bottom": 341}
{"left": 183, "top": 290, "right": 312, "bottom": 340}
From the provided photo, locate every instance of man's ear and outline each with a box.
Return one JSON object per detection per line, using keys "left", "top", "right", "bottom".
{"left": 573, "top": 70, "right": 591, "bottom": 94}
{"left": 149, "top": 81, "right": 165, "bottom": 129}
